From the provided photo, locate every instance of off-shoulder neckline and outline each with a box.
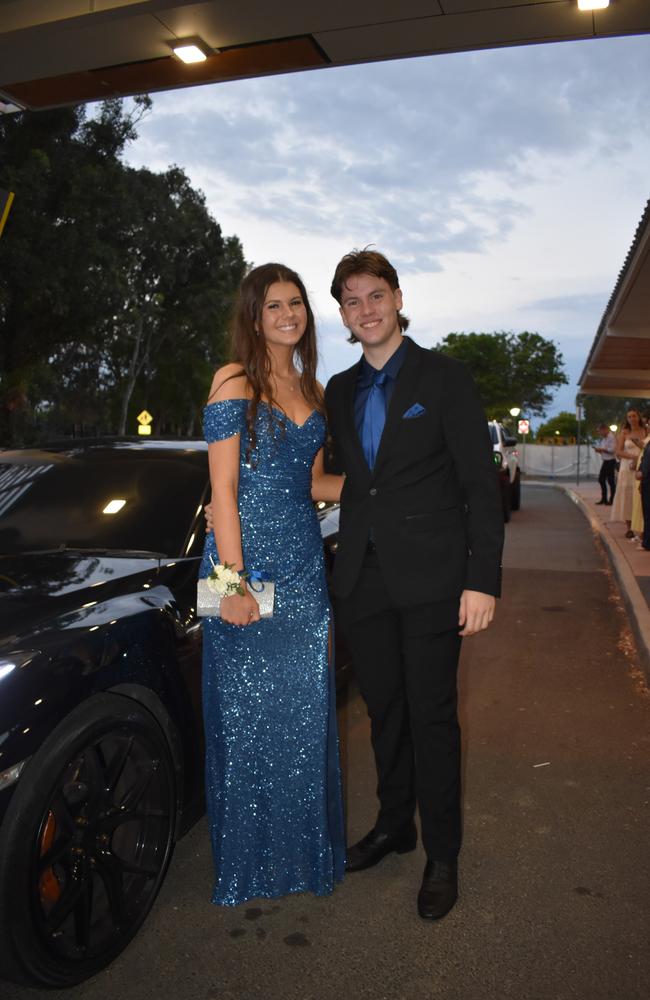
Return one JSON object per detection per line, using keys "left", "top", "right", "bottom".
{"left": 204, "top": 398, "right": 319, "bottom": 430}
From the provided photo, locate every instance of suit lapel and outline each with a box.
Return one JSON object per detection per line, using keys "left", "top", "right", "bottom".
{"left": 373, "top": 338, "right": 423, "bottom": 474}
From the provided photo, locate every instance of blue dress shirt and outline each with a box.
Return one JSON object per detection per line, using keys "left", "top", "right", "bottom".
{"left": 354, "top": 336, "right": 409, "bottom": 445}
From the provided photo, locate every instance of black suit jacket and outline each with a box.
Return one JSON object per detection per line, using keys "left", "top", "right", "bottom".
{"left": 325, "top": 337, "right": 504, "bottom": 606}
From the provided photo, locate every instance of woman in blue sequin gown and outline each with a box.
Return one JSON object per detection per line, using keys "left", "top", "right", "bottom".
{"left": 199, "top": 264, "right": 346, "bottom": 906}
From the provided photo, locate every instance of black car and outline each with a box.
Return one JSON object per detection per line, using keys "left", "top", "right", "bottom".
{"left": 0, "top": 438, "right": 343, "bottom": 989}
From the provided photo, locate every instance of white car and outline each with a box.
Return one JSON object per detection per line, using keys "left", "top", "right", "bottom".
{"left": 488, "top": 420, "right": 521, "bottom": 521}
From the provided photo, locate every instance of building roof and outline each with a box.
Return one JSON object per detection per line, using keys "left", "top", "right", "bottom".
{"left": 1, "top": 1, "right": 650, "bottom": 113}
{"left": 579, "top": 200, "right": 650, "bottom": 399}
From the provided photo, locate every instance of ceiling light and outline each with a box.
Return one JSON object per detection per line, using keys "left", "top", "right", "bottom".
{"left": 577, "top": 0, "right": 609, "bottom": 10}
{"left": 102, "top": 499, "right": 126, "bottom": 515}
{"left": 170, "top": 37, "right": 214, "bottom": 64}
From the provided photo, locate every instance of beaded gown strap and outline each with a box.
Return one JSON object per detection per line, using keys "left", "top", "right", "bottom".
{"left": 203, "top": 399, "right": 248, "bottom": 443}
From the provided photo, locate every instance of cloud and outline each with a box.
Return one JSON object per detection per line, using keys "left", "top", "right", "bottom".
{"left": 129, "top": 37, "right": 650, "bottom": 194}
{"left": 134, "top": 38, "right": 647, "bottom": 274}
{"left": 523, "top": 292, "right": 609, "bottom": 314}
{"left": 122, "top": 33, "right": 650, "bottom": 414}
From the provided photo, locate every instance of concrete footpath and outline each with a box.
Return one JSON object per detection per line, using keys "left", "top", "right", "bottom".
{"left": 2, "top": 484, "right": 648, "bottom": 1000}
{"left": 551, "top": 478, "right": 650, "bottom": 683}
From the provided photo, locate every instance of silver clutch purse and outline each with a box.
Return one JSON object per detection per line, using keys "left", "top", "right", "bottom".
{"left": 196, "top": 577, "right": 275, "bottom": 618}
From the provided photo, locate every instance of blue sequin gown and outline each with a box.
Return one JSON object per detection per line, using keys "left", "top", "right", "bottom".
{"left": 200, "top": 399, "right": 346, "bottom": 906}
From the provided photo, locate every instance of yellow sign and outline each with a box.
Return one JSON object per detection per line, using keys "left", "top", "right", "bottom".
{"left": 138, "top": 424, "right": 152, "bottom": 436}
{"left": 137, "top": 410, "right": 153, "bottom": 425}
{"left": 0, "top": 189, "right": 15, "bottom": 238}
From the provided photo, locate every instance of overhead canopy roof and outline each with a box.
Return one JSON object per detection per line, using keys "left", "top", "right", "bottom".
{"left": 579, "top": 201, "right": 650, "bottom": 399}
{"left": 2, "top": 3, "right": 649, "bottom": 400}
{"left": 1, "top": 0, "right": 650, "bottom": 112}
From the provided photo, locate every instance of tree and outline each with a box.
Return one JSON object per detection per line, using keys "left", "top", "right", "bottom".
{"left": 436, "top": 331, "right": 568, "bottom": 418}
{"left": 0, "top": 98, "right": 246, "bottom": 446}
{"left": 87, "top": 164, "right": 245, "bottom": 435}
{"left": 535, "top": 411, "right": 579, "bottom": 441}
{"left": 578, "top": 394, "right": 650, "bottom": 433}
{"left": 0, "top": 100, "right": 148, "bottom": 444}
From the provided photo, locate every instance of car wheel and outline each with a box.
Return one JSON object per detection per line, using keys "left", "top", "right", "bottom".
{"left": 0, "top": 694, "right": 176, "bottom": 988}
{"left": 510, "top": 469, "right": 521, "bottom": 511}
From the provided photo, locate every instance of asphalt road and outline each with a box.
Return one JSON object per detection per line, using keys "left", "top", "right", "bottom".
{"left": 3, "top": 484, "right": 649, "bottom": 1000}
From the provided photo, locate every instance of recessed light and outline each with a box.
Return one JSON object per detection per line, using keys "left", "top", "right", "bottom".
{"left": 170, "top": 37, "right": 215, "bottom": 64}
{"left": 577, "top": 0, "right": 609, "bottom": 10}
{"left": 102, "top": 499, "right": 126, "bottom": 515}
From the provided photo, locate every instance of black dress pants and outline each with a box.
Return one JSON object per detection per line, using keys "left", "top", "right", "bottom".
{"left": 337, "top": 549, "right": 462, "bottom": 862}
{"left": 598, "top": 459, "right": 616, "bottom": 503}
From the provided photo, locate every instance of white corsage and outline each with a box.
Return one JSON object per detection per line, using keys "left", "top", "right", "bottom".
{"left": 206, "top": 558, "right": 247, "bottom": 598}
{"left": 197, "top": 560, "right": 274, "bottom": 618}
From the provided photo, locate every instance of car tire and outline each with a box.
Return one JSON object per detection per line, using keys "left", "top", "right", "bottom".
{"left": 0, "top": 694, "right": 177, "bottom": 989}
{"left": 510, "top": 469, "right": 521, "bottom": 511}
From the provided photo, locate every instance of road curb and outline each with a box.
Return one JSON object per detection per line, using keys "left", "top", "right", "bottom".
{"left": 559, "top": 484, "right": 650, "bottom": 685}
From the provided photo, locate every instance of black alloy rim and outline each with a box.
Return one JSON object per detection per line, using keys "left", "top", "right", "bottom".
{"left": 31, "top": 724, "right": 173, "bottom": 965}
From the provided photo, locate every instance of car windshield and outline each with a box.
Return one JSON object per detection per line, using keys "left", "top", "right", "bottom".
{"left": 489, "top": 425, "right": 499, "bottom": 444}
{"left": 0, "top": 446, "right": 209, "bottom": 557}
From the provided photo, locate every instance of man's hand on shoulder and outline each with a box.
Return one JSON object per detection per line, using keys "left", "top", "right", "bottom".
{"left": 458, "top": 590, "right": 496, "bottom": 636}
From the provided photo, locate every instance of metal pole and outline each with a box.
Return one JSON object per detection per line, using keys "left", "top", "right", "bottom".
{"left": 523, "top": 432, "right": 527, "bottom": 474}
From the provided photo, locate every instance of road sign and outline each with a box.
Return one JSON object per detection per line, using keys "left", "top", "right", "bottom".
{"left": 137, "top": 424, "right": 152, "bottom": 436}
{"left": 518, "top": 419, "right": 530, "bottom": 435}
{"left": 137, "top": 410, "right": 153, "bottom": 426}
{"left": 0, "top": 189, "right": 15, "bottom": 238}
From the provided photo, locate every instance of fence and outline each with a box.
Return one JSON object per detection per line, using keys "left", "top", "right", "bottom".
{"left": 517, "top": 443, "right": 601, "bottom": 479}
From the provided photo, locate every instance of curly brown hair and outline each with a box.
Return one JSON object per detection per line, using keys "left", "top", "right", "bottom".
{"left": 210, "top": 263, "right": 323, "bottom": 460}
{"left": 330, "top": 248, "right": 410, "bottom": 344}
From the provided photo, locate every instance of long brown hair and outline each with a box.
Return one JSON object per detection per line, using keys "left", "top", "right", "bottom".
{"left": 212, "top": 263, "right": 323, "bottom": 459}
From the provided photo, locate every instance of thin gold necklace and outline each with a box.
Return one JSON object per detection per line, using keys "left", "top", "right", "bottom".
{"left": 274, "top": 371, "right": 298, "bottom": 392}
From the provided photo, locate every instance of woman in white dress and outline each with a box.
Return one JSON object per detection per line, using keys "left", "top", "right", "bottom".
{"left": 610, "top": 409, "right": 645, "bottom": 534}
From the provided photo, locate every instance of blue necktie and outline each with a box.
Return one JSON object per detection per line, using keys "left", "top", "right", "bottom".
{"left": 361, "top": 370, "right": 387, "bottom": 470}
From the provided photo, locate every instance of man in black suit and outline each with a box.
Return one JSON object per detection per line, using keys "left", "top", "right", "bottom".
{"left": 325, "top": 249, "right": 504, "bottom": 920}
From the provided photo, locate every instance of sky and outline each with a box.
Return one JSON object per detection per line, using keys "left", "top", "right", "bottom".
{"left": 123, "top": 32, "right": 650, "bottom": 425}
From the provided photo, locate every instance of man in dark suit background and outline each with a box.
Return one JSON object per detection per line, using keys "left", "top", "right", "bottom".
{"left": 325, "top": 249, "right": 504, "bottom": 920}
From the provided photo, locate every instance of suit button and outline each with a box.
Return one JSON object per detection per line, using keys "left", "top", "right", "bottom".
{"left": 369, "top": 488, "right": 377, "bottom": 496}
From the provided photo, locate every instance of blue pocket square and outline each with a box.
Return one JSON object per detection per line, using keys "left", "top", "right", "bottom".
{"left": 403, "top": 403, "right": 426, "bottom": 419}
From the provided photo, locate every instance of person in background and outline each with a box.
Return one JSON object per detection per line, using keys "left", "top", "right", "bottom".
{"left": 592, "top": 422, "right": 616, "bottom": 506}
{"left": 632, "top": 412, "right": 650, "bottom": 545}
{"left": 610, "top": 410, "right": 645, "bottom": 536}
{"left": 637, "top": 430, "right": 650, "bottom": 551}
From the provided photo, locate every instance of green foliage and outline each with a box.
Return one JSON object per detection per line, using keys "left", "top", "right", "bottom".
{"left": 436, "top": 331, "right": 568, "bottom": 418}
{"left": 535, "top": 411, "right": 579, "bottom": 440}
{"left": 578, "top": 394, "right": 650, "bottom": 433}
{"left": 0, "top": 98, "right": 247, "bottom": 446}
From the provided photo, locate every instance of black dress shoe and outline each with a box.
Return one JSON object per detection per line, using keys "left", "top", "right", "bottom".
{"left": 345, "top": 824, "right": 417, "bottom": 872}
{"left": 417, "top": 859, "right": 458, "bottom": 920}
